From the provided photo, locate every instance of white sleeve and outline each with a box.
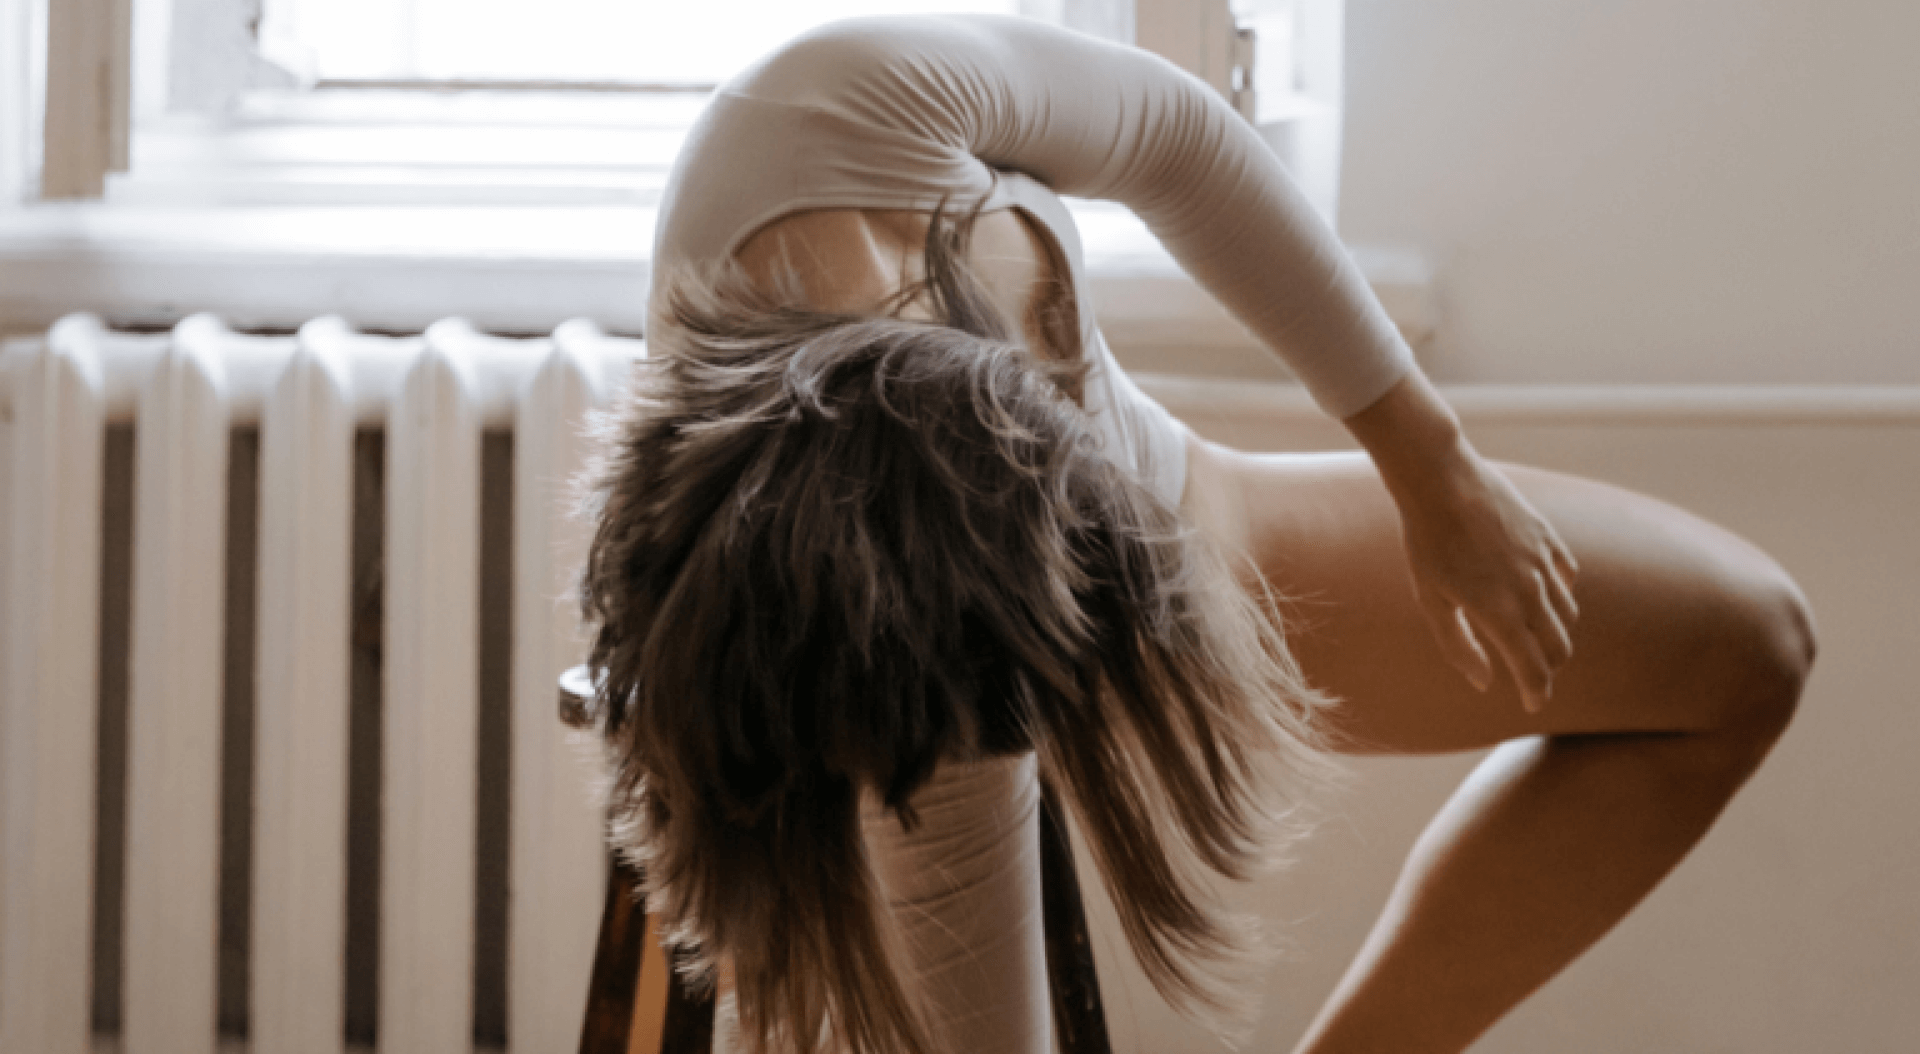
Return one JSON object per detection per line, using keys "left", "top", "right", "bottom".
{"left": 739, "top": 14, "right": 1415, "bottom": 419}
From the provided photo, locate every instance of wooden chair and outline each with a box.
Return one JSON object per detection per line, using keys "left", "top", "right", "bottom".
{"left": 559, "top": 666, "right": 1112, "bottom": 1054}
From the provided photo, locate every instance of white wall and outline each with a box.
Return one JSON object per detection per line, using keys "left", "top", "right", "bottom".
{"left": 0, "top": 0, "right": 42, "bottom": 205}
{"left": 1339, "top": 0, "right": 1920, "bottom": 385}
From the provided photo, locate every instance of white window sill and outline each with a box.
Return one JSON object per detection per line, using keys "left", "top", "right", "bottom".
{"left": 0, "top": 200, "right": 1432, "bottom": 381}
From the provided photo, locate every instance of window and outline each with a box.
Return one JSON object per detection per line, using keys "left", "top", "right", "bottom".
{"left": 282, "top": 0, "right": 1024, "bottom": 89}
{"left": 23, "top": 0, "right": 1330, "bottom": 203}
{"left": 3, "top": 0, "right": 1405, "bottom": 377}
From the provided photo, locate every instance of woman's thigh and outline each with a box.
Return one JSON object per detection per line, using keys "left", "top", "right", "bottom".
{"left": 1189, "top": 445, "right": 1809, "bottom": 756}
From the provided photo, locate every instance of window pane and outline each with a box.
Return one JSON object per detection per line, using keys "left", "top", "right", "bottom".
{"left": 290, "top": 0, "right": 1024, "bottom": 85}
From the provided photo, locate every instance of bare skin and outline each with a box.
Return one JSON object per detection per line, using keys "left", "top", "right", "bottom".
{"left": 1185, "top": 440, "right": 1813, "bottom": 1053}
{"left": 738, "top": 206, "right": 1816, "bottom": 1053}
{"left": 734, "top": 207, "right": 1070, "bottom": 360}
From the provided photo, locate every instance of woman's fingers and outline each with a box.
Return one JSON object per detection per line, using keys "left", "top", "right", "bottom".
{"left": 1465, "top": 566, "right": 1575, "bottom": 713}
{"left": 1551, "top": 527, "right": 1581, "bottom": 580}
{"left": 1420, "top": 587, "right": 1493, "bottom": 692}
{"left": 1416, "top": 560, "right": 1577, "bottom": 708}
{"left": 1535, "top": 570, "right": 1576, "bottom": 667}
{"left": 1546, "top": 561, "right": 1580, "bottom": 632}
{"left": 1480, "top": 599, "right": 1556, "bottom": 713}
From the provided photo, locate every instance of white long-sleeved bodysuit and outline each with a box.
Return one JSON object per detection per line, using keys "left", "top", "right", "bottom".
{"left": 650, "top": 15, "right": 1414, "bottom": 1050}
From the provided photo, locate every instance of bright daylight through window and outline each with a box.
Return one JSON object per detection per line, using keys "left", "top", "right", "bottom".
{"left": 279, "top": 0, "right": 1024, "bottom": 87}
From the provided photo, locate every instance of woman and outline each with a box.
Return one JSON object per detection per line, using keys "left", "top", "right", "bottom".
{"left": 580, "top": 14, "right": 1815, "bottom": 1054}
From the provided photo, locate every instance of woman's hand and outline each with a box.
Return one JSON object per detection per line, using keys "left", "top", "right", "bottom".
{"left": 1395, "top": 450, "right": 1580, "bottom": 712}
{"left": 1342, "top": 372, "right": 1580, "bottom": 712}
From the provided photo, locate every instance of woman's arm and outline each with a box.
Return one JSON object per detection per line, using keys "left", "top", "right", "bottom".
{"left": 960, "top": 15, "right": 1413, "bottom": 419}
{"left": 968, "top": 18, "right": 1583, "bottom": 703}
{"left": 747, "top": 16, "right": 1581, "bottom": 703}
{"left": 734, "top": 14, "right": 1413, "bottom": 417}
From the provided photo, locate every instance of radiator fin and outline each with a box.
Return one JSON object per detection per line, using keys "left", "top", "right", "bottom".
{"left": 253, "top": 318, "right": 356, "bottom": 1054}
{"left": 510, "top": 321, "right": 615, "bottom": 1054}
{"left": 382, "top": 328, "right": 483, "bottom": 1054}
{"left": 124, "top": 314, "right": 232, "bottom": 1053}
{"left": 0, "top": 317, "right": 107, "bottom": 1054}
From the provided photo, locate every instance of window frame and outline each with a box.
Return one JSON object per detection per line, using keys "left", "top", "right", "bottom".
{"left": 0, "top": 0, "right": 34, "bottom": 204}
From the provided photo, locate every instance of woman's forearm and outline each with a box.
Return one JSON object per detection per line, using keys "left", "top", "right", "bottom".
{"left": 1339, "top": 370, "right": 1478, "bottom": 508}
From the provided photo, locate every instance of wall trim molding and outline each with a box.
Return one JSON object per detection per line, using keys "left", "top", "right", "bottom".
{"left": 1141, "top": 376, "right": 1920, "bottom": 427}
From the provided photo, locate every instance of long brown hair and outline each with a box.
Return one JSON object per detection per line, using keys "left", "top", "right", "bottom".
{"left": 578, "top": 207, "right": 1336, "bottom": 1054}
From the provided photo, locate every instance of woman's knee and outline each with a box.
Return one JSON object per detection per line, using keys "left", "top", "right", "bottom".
{"left": 1692, "top": 553, "right": 1816, "bottom": 749}
{"left": 1549, "top": 470, "right": 1820, "bottom": 749}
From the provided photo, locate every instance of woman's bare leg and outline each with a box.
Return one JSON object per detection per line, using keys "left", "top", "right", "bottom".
{"left": 862, "top": 754, "right": 1052, "bottom": 1054}
{"left": 1186, "top": 446, "right": 1815, "bottom": 1054}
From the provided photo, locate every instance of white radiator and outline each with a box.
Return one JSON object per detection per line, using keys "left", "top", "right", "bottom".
{"left": 0, "top": 313, "right": 646, "bottom": 1054}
